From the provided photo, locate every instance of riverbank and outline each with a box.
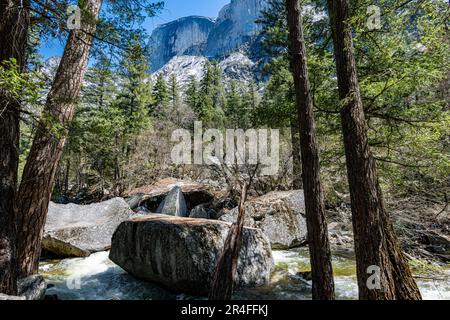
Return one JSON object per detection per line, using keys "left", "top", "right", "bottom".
{"left": 325, "top": 196, "right": 450, "bottom": 264}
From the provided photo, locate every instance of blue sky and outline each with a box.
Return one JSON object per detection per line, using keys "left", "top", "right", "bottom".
{"left": 144, "top": 0, "right": 229, "bottom": 31}
{"left": 39, "top": 0, "right": 230, "bottom": 59}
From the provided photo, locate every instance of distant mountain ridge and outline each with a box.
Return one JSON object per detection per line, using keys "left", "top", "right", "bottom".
{"left": 148, "top": 16, "right": 215, "bottom": 71}
{"left": 148, "top": 0, "right": 268, "bottom": 72}
{"left": 152, "top": 52, "right": 256, "bottom": 89}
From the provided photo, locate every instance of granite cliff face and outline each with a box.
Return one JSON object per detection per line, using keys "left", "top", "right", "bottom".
{"left": 149, "top": 16, "right": 215, "bottom": 71}
{"left": 149, "top": 0, "right": 267, "bottom": 72}
{"left": 205, "top": 0, "right": 268, "bottom": 58}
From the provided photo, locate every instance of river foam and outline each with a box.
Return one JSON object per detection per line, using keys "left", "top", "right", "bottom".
{"left": 39, "top": 249, "right": 449, "bottom": 300}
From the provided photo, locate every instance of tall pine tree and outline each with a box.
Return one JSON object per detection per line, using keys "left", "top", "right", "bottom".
{"left": 195, "top": 61, "right": 226, "bottom": 127}
{"left": 286, "top": 0, "right": 334, "bottom": 299}
{"left": 327, "top": 0, "right": 421, "bottom": 300}
{"left": 151, "top": 73, "right": 169, "bottom": 118}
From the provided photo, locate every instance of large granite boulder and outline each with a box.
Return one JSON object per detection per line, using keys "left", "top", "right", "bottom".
{"left": 42, "top": 198, "right": 135, "bottom": 257}
{"left": 128, "top": 178, "right": 214, "bottom": 211}
{"left": 219, "top": 190, "right": 307, "bottom": 249}
{"left": 18, "top": 275, "right": 47, "bottom": 300}
{"left": 109, "top": 215, "right": 273, "bottom": 295}
{"left": 156, "top": 186, "right": 188, "bottom": 217}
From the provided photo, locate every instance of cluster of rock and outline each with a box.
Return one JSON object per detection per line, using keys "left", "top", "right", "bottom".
{"left": 41, "top": 177, "right": 309, "bottom": 295}
{"left": 126, "top": 177, "right": 308, "bottom": 249}
{"left": 127, "top": 177, "right": 214, "bottom": 214}
{"left": 219, "top": 191, "right": 307, "bottom": 249}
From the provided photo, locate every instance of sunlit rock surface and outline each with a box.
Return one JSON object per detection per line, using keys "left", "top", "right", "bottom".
{"left": 152, "top": 52, "right": 256, "bottom": 89}
{"left": 148, "top": 0, "right": 268, "bottom": 73}
{"left": 205, "top": 0, "right": 268, "bottom": 58}
{"left": 149, "top": 16, "right": 214, "bottom": 71}
{"left": 43, "top": 198, "right": 136, "bottom": 257}
{"left": 220, "top": 190, "right": 307, "bottom": 249}
{"left": 151, "top": 55, "right": 208, "bottom": 88}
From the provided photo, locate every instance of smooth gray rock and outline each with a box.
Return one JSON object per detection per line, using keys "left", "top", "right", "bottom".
{"left": 109, "top": 215, "right": 273, "bottom": 296}
{"left": 421, "top": 231, "right": 450, "bottom": 255}
{"left": 156, "top": 186, "right": 188, "bottom": 217}
{"left": 0, "top": 275, "right": 46, "bottom": 300}
{"left": 219, "top": 190, "right": 307, "bottom": 249}
{"left": 43, "top": 198, "right": 136, "bottom": 257}
{"left": 125, "top": 193, "right": 145, "bottom": 210}
{"left": 189, "top": 205, "right": 210, "bottom": 219}
{"left": 207, "top": 208, "right": 219, "bottom": 220}
{"left": 153, "top": 52, "right": 257, "bottom": 90}
{"left": 18, "top": 275, "right": 47, "bottom": 300}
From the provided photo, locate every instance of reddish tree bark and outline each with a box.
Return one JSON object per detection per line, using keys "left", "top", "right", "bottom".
{"left": 327, "top": 0, "right": 421, "bottom": 299}
{"left": 290, "top": 118, "right": 303, "bottom": 189}
{"left": 16, "top": 0, "right": 103, "bottom": 277}
{"left": 286, "top": 0, "right": 335, "bottom": 300}
{"left": 0, "top": 0, "right": 30, "bottom": 295}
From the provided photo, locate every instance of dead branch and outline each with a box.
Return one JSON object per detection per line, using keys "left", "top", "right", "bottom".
{"left": 208, "top": 182, "right": 249, "bottom": 300}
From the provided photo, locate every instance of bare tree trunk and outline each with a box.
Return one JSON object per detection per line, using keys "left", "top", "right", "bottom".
{"left": 209, "top": 183, "right": 248, "bottom": 300}
{"left": 16, "top": 0, "right": 103, "bottom": 277}
{"left": 286, "top": 0, "right": 335, "bottom": 300}
{"left": 290, "top": 118, "right": 302, "bottom": 189}
{"left": 0, "top": 0, "right": 29, "bottom": 295}
{"left": 327, "top": 0, "right": 421, "bottom": 300}
{"left": 64, "top": 158, "right": 70, "bottom": 194}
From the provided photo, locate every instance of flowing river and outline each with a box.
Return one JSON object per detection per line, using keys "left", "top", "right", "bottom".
{"left": 39, "top": 248, "right": 450, "bottom": 300}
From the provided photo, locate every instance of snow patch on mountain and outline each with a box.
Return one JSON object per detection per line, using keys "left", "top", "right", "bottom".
{"left": 219, "top": 52, "right": 255, "bottom": 84}
{"left": 152, "top": 52, "right": 256, "bottom": 89}
{"left": 152, "top": 55, "right": 208, "bottom": 87}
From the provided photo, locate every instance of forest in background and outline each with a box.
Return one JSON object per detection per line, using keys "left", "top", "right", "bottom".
{"left": 0, "top": 0, "right": 449, "bottom": 301}
{"left": 18, "top": 0, "right": 447, "bottom": 208}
